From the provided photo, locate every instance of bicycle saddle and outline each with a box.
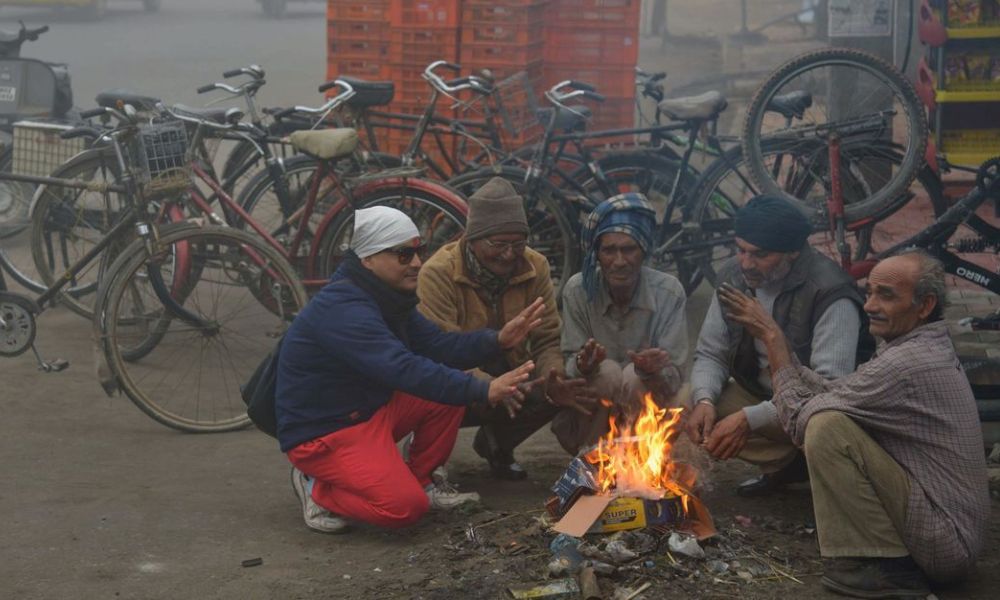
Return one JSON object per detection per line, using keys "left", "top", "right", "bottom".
{"left": 536, "top": 105, "right": 592, "bottom": 132}
{"left": 766, "top": 91, "right": 813, "bottom": 120}
{"left": 288, "top": 128, "right": 359, "bottom": 160}
{"left": 338, "top": 76, "right": 395, "bottom": 108}
{"left": 172, "top": 104, "right": 232, "bottom": 125}
{"left": 658, "top": 91, "right": 727, "bottom": 121}
{"left": 95, "top": 89, "right": 162, "bottom": 112}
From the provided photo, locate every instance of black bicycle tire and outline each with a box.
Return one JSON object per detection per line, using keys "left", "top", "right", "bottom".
{"left": 315, "top": 183, "right": 469, "bottom": 277}
{"left": 446, "top": 165, "right": 580, "bottom": 296}
{"left": 688, "top": 141, "right": 948, "bottom": 287}
{"left": 29, "top": 146, "right": 127, "bottom": 319}
{"left": 98, "top": 223, "right": 308, "bottom": 433}
{"left": 741, "top": 47, "right": 928, "bottom": 224}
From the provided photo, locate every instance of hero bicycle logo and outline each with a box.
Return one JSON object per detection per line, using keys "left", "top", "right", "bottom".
{"left": 956, "top": 267, "right": 991, "bottom": 287}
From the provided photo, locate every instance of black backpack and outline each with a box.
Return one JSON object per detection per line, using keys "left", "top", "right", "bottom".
{"left": 240, "top": 335, "right": 283, "bottom": 438}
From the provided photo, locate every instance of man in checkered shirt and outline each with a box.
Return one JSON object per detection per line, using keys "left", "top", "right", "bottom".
{"left": 719, "top": 248, "right": 989, "bottom": 598}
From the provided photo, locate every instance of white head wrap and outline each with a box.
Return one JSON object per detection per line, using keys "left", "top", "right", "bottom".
{"left": 351, "top": 206, "right": 421, "bottom": 258}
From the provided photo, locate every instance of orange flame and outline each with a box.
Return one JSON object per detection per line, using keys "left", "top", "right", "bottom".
{"left": 583, "top": 393, "right": 697, "bottom": 513}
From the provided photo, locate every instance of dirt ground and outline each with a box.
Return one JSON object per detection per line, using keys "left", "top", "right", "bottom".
{"left": 1, "top": 1, "right": 998, "bottom": 599}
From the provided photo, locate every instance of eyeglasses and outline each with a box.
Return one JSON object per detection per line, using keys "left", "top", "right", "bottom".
{"left": 482, "top": 239, "right": 528, "bottom": 254}
{"left": 385, "top": 244, "right": 427, "bottom": 265}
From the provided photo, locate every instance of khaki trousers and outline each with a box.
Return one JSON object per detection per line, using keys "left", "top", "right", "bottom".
{"left": 716, "top": 380, "right": 799, "bottom": 474}
{"left": 804, "top": 411, "right": 911, "bottom": 557}
{"left": 550, "top": 359, "right": 679, "bottom": 455}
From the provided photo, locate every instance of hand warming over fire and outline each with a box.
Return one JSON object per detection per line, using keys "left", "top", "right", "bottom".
{"left": 575, "top": 338, "right": 607, "bottom": 376}
{"left": 685, "top": 401, "right": 717, "bottom": 445}
{"left": 497, "top": 297, "right": 546, "bottom": 350}
{"left": 703, "top": 410, "right": 751, "bottom": 460}
{"left": 488, "top": 360, "right": 534, "bottom": 417}
{"left": 545, "top": 368, "right": 599, "bottom": 415}
{"left": 627, "top": 348, "right": 672, "bottom": 379}
{"left": 717, "top": 283, "right": 781, "bottom": 343}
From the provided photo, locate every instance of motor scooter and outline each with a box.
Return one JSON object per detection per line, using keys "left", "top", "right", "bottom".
{"left": 0, "top": 22, "right": 77, "bottom": 238}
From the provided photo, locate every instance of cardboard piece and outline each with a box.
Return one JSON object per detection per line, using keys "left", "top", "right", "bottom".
{"left": 552, "top": 494, "right": 614, "bottom": 537}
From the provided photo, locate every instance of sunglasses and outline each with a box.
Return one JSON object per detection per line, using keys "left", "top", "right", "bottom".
{"left": 385, "top": 244, "right": 427, "bottom": 265}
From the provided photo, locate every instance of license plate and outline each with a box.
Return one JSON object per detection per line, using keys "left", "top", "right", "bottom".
{"left": 0, "top": 86, "right": 16, "bottom": 103}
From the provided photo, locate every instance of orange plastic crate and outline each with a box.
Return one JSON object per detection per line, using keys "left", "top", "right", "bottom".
{"left": 328, "top": 58, "right": 392, "bottom": 81}
{"left": 328, "top": 0, "right": 390, "bottom": 22}
{"left": 389, "top": 0, "right": 461, "bottom": 28}
{"left": 544, "top": 0, "right": 640, "bottom": 29}
{"left": 544, "top": 27, "right": 639, "bottom": 66}
{"left": 389, "top": 27, "right": 460, "bottom": 67}
{"left": 330, "top": 39, "right": 390, "bottom": 61}
{"left": 462, "top": 41, "right": 544, "bottom": 68}
{"left": 328, "top": 20, "right": 390, "bottom": 42}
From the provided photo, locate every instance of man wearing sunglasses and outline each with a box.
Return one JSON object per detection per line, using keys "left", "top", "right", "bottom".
{"left": 276, "top": 206, "right": 543, "bottom": 533}
{"left": 419, "top": 177, "right": 598, "bottom": 480}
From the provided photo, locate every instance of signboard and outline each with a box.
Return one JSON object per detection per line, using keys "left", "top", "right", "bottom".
{"left": 828, "top": 0, "right": 894, "bottom": 37}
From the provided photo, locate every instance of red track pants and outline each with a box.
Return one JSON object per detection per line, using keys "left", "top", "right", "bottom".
{"left": 286, "top": 391, "right": 464, "bottom": 529}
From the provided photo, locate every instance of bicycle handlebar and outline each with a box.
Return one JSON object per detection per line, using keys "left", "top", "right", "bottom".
{"left": 223, "top": 65, "right": 265, "bottom": 80}
{"left": 59, "top": 126, "right": 102, "bottom": 141}
{"left": 23, "top": 24, "right": 49, "bottom": 42}
{"left": 274, "top": 79, "right": 356, "bottom": 118}
{"left": 545, "top": 80, "right": 605, "bottom": 109}
{"left": 79, "top": 107, "right": 106, "bottom": 120}
{"left": 423, "top": 60, "right": 492, "bottom": 95}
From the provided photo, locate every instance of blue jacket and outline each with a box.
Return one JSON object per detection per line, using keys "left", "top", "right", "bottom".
{"left": 276, "top": 270, "right": 499, "bottom": 452}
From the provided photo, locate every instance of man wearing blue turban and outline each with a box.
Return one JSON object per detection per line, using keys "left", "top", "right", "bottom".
{"left": 552, "top": 193, "right": 689, "bottom": 455}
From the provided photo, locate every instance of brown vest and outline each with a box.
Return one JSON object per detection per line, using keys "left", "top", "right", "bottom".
{"left": 718, "top": 246, "right": 864, "bottom": 399}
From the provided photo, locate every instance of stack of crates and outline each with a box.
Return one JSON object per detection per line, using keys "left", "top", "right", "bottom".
{"left": 384, "top": 0, "right": 462, "bottom": 159}
{"left": 542, "top": 0, "right": 640, "bottom": 132}
{"left": 459, "top": 0, "right": 547, "bottom": 149}
{"left": 326, "top": 1, "right": 391, "bottom": 82}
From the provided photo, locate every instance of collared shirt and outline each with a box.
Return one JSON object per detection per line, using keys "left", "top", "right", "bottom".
{"left": 773, "top": 321, "right": 989, "bottom": 581}
{"left": 561, "top": 266, "right": 688, "bottom": 380}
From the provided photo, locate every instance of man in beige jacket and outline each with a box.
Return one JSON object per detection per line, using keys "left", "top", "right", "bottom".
{"left": 418, "top": 177, "right": 597, "bottom": 479}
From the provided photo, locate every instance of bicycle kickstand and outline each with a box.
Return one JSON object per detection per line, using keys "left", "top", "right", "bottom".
{"left": 29, "top": 344, "right": 69, "bottom": 373}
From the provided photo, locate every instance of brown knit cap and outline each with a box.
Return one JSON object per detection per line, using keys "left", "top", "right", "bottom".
{"left": 464, "top": 177, "right": 529, "bottom": 241}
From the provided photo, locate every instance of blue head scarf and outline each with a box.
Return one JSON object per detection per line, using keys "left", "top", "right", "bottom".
{"left": 581, "top": 193, "right": 657, "bottom": 300}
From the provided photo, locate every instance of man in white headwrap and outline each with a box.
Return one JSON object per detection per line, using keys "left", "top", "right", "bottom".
{"left": 276, "top": 206, "right": 545, "bottom": 532}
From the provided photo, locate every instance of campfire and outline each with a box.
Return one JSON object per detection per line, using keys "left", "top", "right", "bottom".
{"left": 551, "top": 389, "right": 714, "bottom": 539}
{"left": 584, "top": 394, "right": 697, "bottom": 513}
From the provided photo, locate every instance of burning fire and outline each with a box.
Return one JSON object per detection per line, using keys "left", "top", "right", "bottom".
{"left": 583, "top": 393, "right": 697, "bottom": 513}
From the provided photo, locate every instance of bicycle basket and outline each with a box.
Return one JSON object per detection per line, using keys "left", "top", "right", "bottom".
{"left": 12, "top": 121, "right": 87, "bottom": 177}
{"left": 134, "top": 120, "right": 191, "bottom": 197}
{"left": 491, "top": 70, "right": 541, "bottom": 140}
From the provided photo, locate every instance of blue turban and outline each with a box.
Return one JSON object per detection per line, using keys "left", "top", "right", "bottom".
{"left": 581, "top": 193, "right": 657, "bottom": 300}
{"left": 733, "top": 194, "right": 812, "bottom": 252}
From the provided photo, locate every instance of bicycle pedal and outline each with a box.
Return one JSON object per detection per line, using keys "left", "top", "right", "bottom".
{"left": 37, "top": 358, "right": 70, "bottom": 373}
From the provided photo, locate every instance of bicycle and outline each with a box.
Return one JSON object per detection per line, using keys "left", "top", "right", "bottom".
{"left": 0, "top": 103, "right": 309, "bottom": 433}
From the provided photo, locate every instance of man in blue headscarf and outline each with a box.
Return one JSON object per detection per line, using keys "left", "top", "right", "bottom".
{"left": 551, "top": 193, "right": 689, "bottom": 455}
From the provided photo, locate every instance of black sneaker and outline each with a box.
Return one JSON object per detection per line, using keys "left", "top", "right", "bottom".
{"left": 473, "top": 425, "right": 528, "bottom": 480}
{"left": 821, "top": 556, "right": 930, "bottom": 599}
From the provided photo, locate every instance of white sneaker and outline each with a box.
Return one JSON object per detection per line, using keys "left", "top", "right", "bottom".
{"left": 425, "top": 481, "right": 480, "bottom": 510}
{"left": 290, "top": 467, "right": 349, "bottom": 533}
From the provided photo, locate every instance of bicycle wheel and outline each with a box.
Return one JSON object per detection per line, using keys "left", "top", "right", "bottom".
{"left": 570, "top": 151, "right": 705, "bottom": 294}
{"left": 0, "top": 148, "right": 34, "bottom": 240}
{"left": 741, "top": 47, "right": 927, "bottom": 224}
{"left": 446, "top": 166, "right": 579, "bottom": 294}
{"left": 98, "top": 223, "right": 308, "bottom": 433}
{"left": 315, "top": 182, "right": 468, "bottom": 276}
{"left": 27, "top": 147, "right": 130, "bottom": 318}
{"left": 687, "top": 140, "right": 946, "bottom": 286}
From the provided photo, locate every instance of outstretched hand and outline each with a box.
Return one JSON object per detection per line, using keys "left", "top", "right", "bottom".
{"left": 575, "top": 338, "right": 606, "bottom": 376}
{"left": 488, "top": 360, "right": 535, "bottom": 417}
{"left": 498, "top": 297, "right": 546, "bottom": 350}
{"left": 627, "top": 348, "right": 672, "bottom": 378}
{"left": 545, "top": 368, "right": 600, "bottom": 416}
{"left": 717, "top": 283, "right": 780, "bottom": 342}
